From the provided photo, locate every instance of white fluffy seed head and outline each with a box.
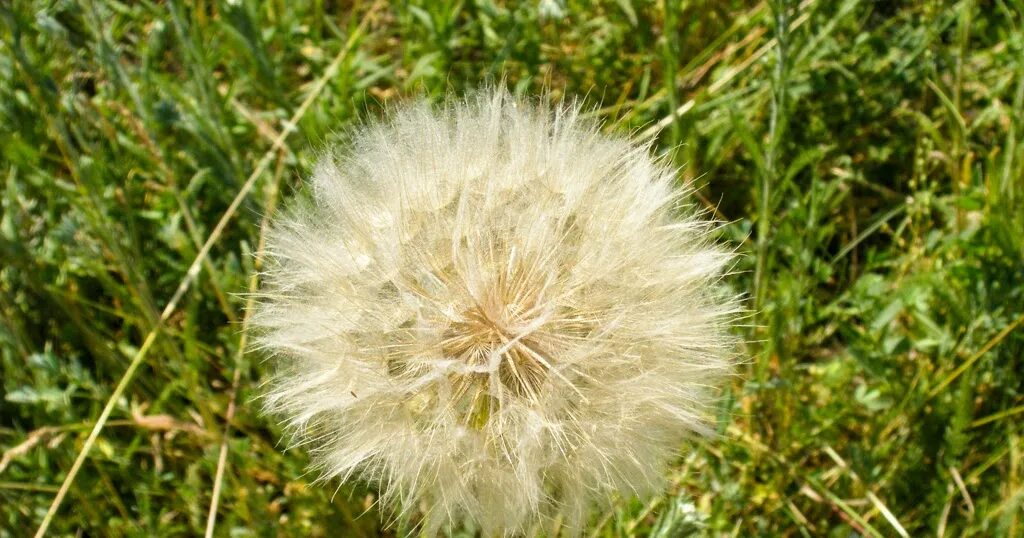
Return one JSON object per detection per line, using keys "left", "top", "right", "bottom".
{"left": 252, "top": 90, "right": 739, "bottom": 535}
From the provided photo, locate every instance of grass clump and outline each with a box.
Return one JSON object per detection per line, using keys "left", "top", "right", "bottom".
{"left": 2, "top": 0, "right": 1023, "bottom": 536}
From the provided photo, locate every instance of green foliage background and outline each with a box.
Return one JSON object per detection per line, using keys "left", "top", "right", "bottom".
{"left": 2, "top": 0, "right": 1023, "bottom": 535}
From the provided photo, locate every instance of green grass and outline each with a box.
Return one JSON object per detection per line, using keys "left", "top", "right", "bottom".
{"left": 2, "top": 0, "right": 1023, "bottom": 535}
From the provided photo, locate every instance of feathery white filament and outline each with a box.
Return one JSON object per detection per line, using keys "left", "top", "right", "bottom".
{"left": 253, "top": 91, "right": 738, "bottom": 535}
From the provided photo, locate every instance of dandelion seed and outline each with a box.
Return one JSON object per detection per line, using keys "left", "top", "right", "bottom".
{"left": 252, "top": 90, "right": 739, "bottom": 535}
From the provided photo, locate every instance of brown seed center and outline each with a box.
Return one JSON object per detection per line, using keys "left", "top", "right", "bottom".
{"left": 440, "top": 303, "right": 549, "bottom": 400}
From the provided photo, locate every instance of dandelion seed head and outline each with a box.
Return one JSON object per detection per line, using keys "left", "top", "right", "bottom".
{"left": 253, "top": 90, "right": 738, "bottom": 535}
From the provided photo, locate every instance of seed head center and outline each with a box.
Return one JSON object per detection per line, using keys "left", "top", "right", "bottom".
{"left": 440, "top": 272, "right": 550, "bottom": 400}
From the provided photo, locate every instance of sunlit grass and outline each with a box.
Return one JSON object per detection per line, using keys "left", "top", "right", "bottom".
{"left": 1, "top": 0, "right": 1022, "bottom": 535}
